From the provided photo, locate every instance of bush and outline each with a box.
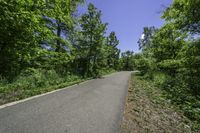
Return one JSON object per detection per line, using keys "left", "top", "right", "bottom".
{"left": 134, "top": 55, "right": 156, "bottom": 79}
{"left": 14, "top": 68, "right": 60, "bottom": 88}
{"left": 152, "top": 72, "right": 169, "bottom": 86}
{"left": 0, "top": 68, "right": 84, "bottom": 105}
{"left": 155, "top": 73, "right": 200, "bottom": 127}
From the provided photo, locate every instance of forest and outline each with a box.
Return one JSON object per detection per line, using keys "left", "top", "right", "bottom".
{"left": 0, "top": 0, "right": 199, "bottom": 131}
{"left": 0, "top": 0, "right": 126, "bottom": 104}
{"left": 127, "top": 0, "right": 200, "bottom": 131}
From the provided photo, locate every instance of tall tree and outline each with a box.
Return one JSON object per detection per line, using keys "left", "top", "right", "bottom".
{"left": 43, "top": 0, "right": 84, "bottom": 52}
{"left": 162, "top": 0, "right": 200, "bottom": 95}
{"left": 79, "top": 3, "right": 107, "bottom": 77}
{"left": 0, "top": 0, "right": 84, "bottom": 79}
{"left": 151, "top": 24, "right": 186, "bottom": 76}
{"left": 106, "top": 32, "right": 120, "bottom": 69}
{"left": 0, "top": 0, "right": 46, "bottom": 78}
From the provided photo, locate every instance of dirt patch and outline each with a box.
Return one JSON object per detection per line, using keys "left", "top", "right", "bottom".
{"left": 121, "top": 75, "right": 192, "bottom": 133}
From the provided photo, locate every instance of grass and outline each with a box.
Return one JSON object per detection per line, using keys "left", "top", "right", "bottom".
{"left": 0, "top": 68, "right": 116, "bottom": 105}
{"left": 121, "top": 73, "right": 199, "bottom": 133}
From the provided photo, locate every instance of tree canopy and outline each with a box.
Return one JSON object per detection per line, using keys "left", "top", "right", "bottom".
{"left": 0, "top": 1, "right": 121, "bottom": 80}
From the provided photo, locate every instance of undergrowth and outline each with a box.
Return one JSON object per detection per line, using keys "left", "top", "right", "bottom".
{"left": 139, "top": 73, "right": 200, "bottom": 132}
{"left": 0, "top": 68, "right": 115, "bottom": 105}
{"left": 122, "top": 73, "right": 193, "bottom": 133}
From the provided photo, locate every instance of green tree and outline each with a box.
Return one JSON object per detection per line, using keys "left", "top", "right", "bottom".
{"left": 151, "top": 24, "right": 186, "bottom": 65}
{"left": 106, "top": 32, "right": 120, "bottom": 70}
{"left": 0, "top": 0, "right": 83, "bottom": 79}
{"left": 162, "top": 0, "right": 200, "bottom": 33}
{"left": 43, "top": 0, "right": 84, "bottom": 52}
{"left": 79, "top": 3, "right": 107, "bottom": 77}
{"left": 162, "top": 0, "right": 200, "bottom": 96}
{"left": 0, "top": 0, "right": 46, "bottom": 79}
{"left": 121, "top": 51, "right": 134, "bottom": 71}
{"left": 138, "top": 26, "right": 157, "bottom": 51}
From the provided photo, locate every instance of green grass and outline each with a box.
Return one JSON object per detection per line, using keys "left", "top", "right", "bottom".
{"left": 0, "top": 68, "right": 116, "bottom": 105}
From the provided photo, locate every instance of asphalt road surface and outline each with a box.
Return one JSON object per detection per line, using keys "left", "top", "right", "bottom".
{"left": 0, "top": 72, "right": 131, "bottom": 133}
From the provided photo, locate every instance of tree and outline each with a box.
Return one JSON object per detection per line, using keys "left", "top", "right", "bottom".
{"left": 40, "top": 0, "right": 84, "bottom": 74}
{"left": 43, "top": 0, "right": 84, "bottom": 52}
{"left": 0, "top": 0, "right": 84, "bottom": 79}
{"left": 133, "top": 54, "right": 153, "bottom": 76}
{"left": 151, "top": 24, "right": 186, "bottom": 76}
{"left": 121, "top": 51, "right": 134, "bottom": 71}
{"left": 106, "top": 32, "right": 120, "bottom": 69}
{"left": 138, "top": 26, "right": 157, "bottom": 51}
{"left": 132, "top": 0, "right": 200, "bottom": 126}
{"left": 162, "top": 0, "right": 200, "bottom": 96}
{"left": 0, "top": 0, "right": 46, "bottom": 79}
{"left": 79, "top": 3, "right": 107, "bottom": 77}
{"left": 162, "top": 0, "right": 200, "bottom": 34}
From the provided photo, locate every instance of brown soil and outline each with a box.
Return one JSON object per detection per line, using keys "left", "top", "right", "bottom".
{"left": 121, "top": 76, "right": 192, "bottom": 133}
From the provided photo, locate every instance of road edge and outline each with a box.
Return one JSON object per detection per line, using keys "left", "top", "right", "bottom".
{"left": 0, "top": 71, "right": 120, "bottom": 110}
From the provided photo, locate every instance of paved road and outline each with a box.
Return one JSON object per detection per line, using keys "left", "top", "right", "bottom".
{"left": 0, "top": 72, "right": 131, "bottom": 133}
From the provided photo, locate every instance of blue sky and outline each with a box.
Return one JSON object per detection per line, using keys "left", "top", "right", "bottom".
{"left": 79, "top": 0, "right": 173, "bottom": 53}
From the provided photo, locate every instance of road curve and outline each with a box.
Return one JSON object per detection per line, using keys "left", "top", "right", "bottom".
{"left": 0, "top": 72, "right": 131, "bottom": 133}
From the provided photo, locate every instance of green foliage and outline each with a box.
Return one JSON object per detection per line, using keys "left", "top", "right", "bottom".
{"left": 0, "top": 1, "right": 121, "bottom": 105}
{"left": 120, "top": 51, "right": 135, "bottom": 71}
{"left": 184, "top": 39, "right": 200, "bottom": 96}
{"left": 160, "top": 74, "right": 200, "bottom": 130}
{"left": 134, "top": 75, "right": 200, "bottom": 132}
{"left": 0, "top": 0, "right": 43, "bottom": 78}
{"left": 133, "top": 0, "right": 200, "bottom": 130}
{"left": 77, "top": 3, "right": 112, "bottom": 77}
{"left": 0, "top": 68, "right": 84, "bottom": 104}
{"left": 151, "top": 72, "right": 168, "bottom": 86}
{"left": 134, "top": 55, "right": 154, "bottom": 76}
{"left": 162, "top": 0, "right": 200, "bottom": 33}
{"left": 0, "top": 0, "right": 84, "bottom": 79}
{"left": 151, "top": 24, "right": 186, "bottom": 63}
{"left": 138, "top": 26, "right": 157, "bottom": 50}
{"left": 0, "top": 0, "right": 121, "bottom": 80}
{"left": 106, "top": 32, "right": 121, "bottom": 70}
